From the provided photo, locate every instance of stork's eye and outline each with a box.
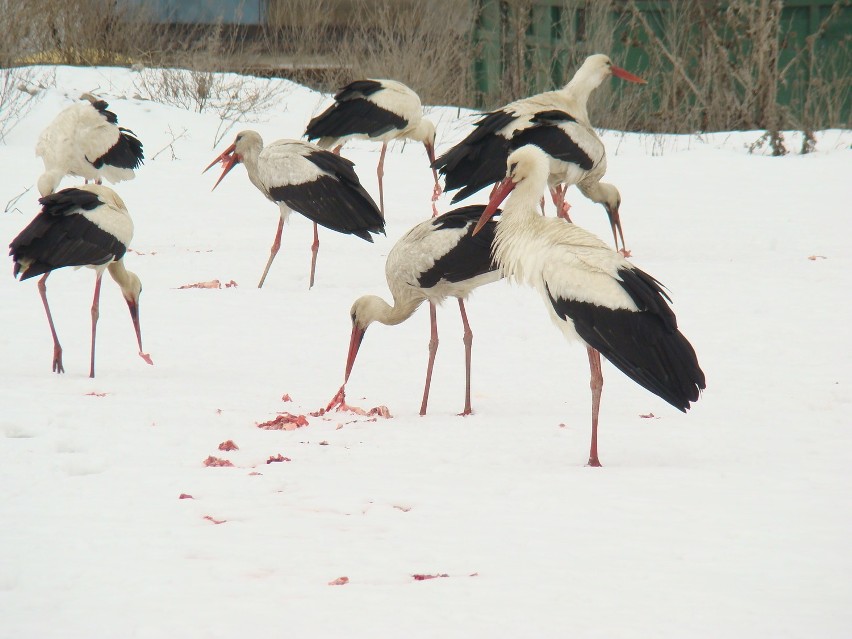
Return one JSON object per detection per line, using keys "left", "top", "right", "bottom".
{"left": 509, "top": 161, "right": 518, "bottom": 175}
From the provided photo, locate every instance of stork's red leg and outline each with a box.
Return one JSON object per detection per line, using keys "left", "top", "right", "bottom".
{"left": 308, "top": 222, "right": 320, "bottom": 289}
{"left": 377, "top": 142, "right": 387, "bottom": 217}
{"left": 257, "top": 216, "right": 285, "bottom": 288}
{"left": 586, "top": 347, "right": 603, "bottom": 467}
{"left": 551, "top": 185, "right": 572, "bottom": 221}
{"left": 420, "top": 302, "right": 439, "bottom": 416}
{"left": 37, "top": 273, "right": 64, "bottom": 374}
{"left": 458, "top": 299, "right": 473, "bottom": 416}
{"left": 89, "top": 273, "right": 104, "bottom": 378}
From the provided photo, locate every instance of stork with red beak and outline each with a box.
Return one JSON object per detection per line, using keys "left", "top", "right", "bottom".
{"left": 305, "top": 79, "right": 441, "bottom": 217}
{"left": 9, "top": 185, "right": 153, "bottom": 377}
{"left": 205, "top": 131, "right": 385, "bottom": 289}
{"left": 328, "top": 204, "right": 502, "bottom": 416}
{"left": 472, "top": 145, "right": 704, "bottom": 466}
{"left": 435, "top": 54, "right": 646, "bottom": 255}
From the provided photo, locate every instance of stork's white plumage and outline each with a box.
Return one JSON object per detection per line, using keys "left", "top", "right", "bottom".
{"left": 9, "top": 185, "right": 153, "bottom": 377}
{"left": 328, "top": 205, "right": 502, "bottom": 416}
{"left": 435, "top": 54, "right": 644, "bottom": 254}
{"left": 36, "top": 99, "right": 144, "bottom": 197}
{"left": 473, "top": 146, "right": 705, "bottom": 466}
{"left": 305, "top": 79, "right": 441, "bottom": 216}
{"left": 205, "top": 131, "right": 385, "bottom": 289}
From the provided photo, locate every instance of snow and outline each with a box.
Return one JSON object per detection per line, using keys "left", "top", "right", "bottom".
{"left": 1, "top": 65, "right": 850, "bottom": 638}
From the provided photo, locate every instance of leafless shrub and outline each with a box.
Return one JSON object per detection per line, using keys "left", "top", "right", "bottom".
{"left": 0, "top": 67, "right": 52, "bottom": 142}
{"left": 262, "top": 0, "right": 476, "bottom": 107}
{"left": 133, "top": 67, "right": 287, "bottom": 147}
{"left": 151, "top": 126, "right": 190, "bottom": 161}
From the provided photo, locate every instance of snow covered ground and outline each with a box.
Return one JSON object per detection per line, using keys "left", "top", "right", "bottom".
{"left": 0, "top": 66, "right": 849, "bottom": 638}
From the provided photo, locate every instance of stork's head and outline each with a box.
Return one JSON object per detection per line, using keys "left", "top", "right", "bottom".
{"left": 473, "top": 145, "right": 551, "bottom": 235}
{"left": 580, "top": 181, "right": 625, "bottom": 253}
{"left": 344, "top": 295, "right": 380, "bottom": 382}
{"left": 572, "top": 54, "right": 646, "bottom": 91}
{"left": 37, "top": 170, "right": 65, "bottom": 197}
{"left": 203, "top": 130, "right": 263, "bottom": 190}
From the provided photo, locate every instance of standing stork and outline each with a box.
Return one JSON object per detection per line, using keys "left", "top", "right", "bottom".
{"left": 204, "top": 131, "right": 385, "bottom": 289}
{"left": 305, "top": 79, "right": 441, "bottom": 217}
{"left": 327, "top": 204, "right": 502, "bottom": 416}
{"left": 9, "top": 185, "right": 153, "bottom": 378}
{"left": 434, "top": 54, "right": 645, "bottom": 254}
{"left": 36, "top": 97, "right": 144, "bottom": 196}
{"left": 472, "top": 146, "right": 704, "bottom": 466}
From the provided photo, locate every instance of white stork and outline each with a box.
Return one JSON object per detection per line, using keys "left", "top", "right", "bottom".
{"left": 305, "top": 79, "right": 441, "bottom": 217}
{"left": 327, "top": 204, "right": 502, "bottom": 416}
{"left": 434, "top": 54, "right": 645, "bottom": 254}
{"left": 36, "top": 97, "right": 144, "bottom": 196}
{"left": 204, "top": 131, "right": 385, "bottom": 289}
{"left": 9, "top": 185, "right": 153, "bottom": 378}
{"left": 472, "top": 145, "right": 705, "bottom": 466}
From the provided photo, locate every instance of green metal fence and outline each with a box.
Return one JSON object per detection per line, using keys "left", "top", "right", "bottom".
{"left": 472, "top": 0, "right": 851, "bottom": 127}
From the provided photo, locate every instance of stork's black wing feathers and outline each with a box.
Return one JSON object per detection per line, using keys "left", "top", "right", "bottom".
{"left": 40, "top": 188, "right": 103, "bottom": 216}
{"left": 10, "top": 188, "right": 126, "bottom": 280}
{"left": 433, "top": 110, "right": 516, "bottom": 203}
{"left": 545, "top": 268, "right": 705, "bottom": 411}
{"left": 418, "top": 205, "right": 501, "bottom": 289}
{"left": 91, "top": 100, "right": 118, "bottom": 124}
{"left": 510, "top": 110, "right": 594, "bottom": 170}
{"left": 333, "top": 79, "right": 385, "bottom": 101}
{"left": 306, "top": 80, "right": 407, "bottom": 141}
{"left": 268, "top": 150, "right": 385, "bottom": 241}
{"left": 93, "top": 127, "right": 144, "bottom": 170}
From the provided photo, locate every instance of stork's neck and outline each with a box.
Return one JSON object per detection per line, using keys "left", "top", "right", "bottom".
{"left": 358, "top": 294, "right": 423, "bottom": 328}
{"left": 238, "top": 141, "right": 266, "bottom": 197}
{"left": 558, "top": 68, "right": 607, "bottom": 123}
{"left": 491, "top": 182, "right": 551, "bottom": 287}
{"left": 107, "top": 260, "right": 141, "bottom": 301}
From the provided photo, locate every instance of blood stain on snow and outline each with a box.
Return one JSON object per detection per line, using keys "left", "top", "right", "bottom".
{"left": 256, "top": 412, "right": 309, "bottom": 430}
{"left": 203, "top": 455, "right": 234, "bottom": 467}
{"left": 178, "top": 493, "right": 194, "bottom": 500}
{"left": 218, "top": 440, "right": 239, "bottom": 451}
{"left": 328, "top": 576, "right": 349, "bottom": 586}
{"left": 203, "top": 515, "right": 226, "bottom": 525}
{"left": 266, "top": 454, "right": 291, "bottom": 464}
{"left": 178, "top": 279, "right": 221, "bottom": 289}
{"left": 412, "top": 573, "right": 449, "bottom": 581}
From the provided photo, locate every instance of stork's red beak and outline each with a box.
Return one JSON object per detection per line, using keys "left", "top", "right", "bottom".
{"left": 203, "top": 143, "right": 239, "bottom": 191}
{"left": 604, "top": 202, "right": 627, "bottom": 255}
{"left": 125, "top": 298, "right": 153, "bottom": 366}
{"left": 611, "top": 65, "right": 646, "bottom": 84}
{"left": 344, "top": 324, "right": 366, "bottom": 383}
{"left": 472, "top": 177, "right": 515, "bottom": 235}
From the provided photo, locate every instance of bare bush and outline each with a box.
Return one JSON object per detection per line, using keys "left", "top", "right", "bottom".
{"left": 0, "top": 68, "right": 52, "bottom": 143}
{"left": 262, "top": 0, "right": 476, "bottom": 107}
{"left": 133, "top": 67, "right": 288, "bottom": 147}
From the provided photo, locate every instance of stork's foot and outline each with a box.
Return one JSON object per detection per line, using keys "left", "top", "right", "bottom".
{"left": 139, "top": 351, "right": 154, "bottom": 366}
{"left": 618, "top": 248, "right": 632, "bottom": 258}
{"left": 586, "top": 457, "right": 603, "bottom": 468}
{"left": 52, "top": 346, "right": 64, "bottom": 374}
{"left": 457, "top": 408, "right": 473, "bottom": 417}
